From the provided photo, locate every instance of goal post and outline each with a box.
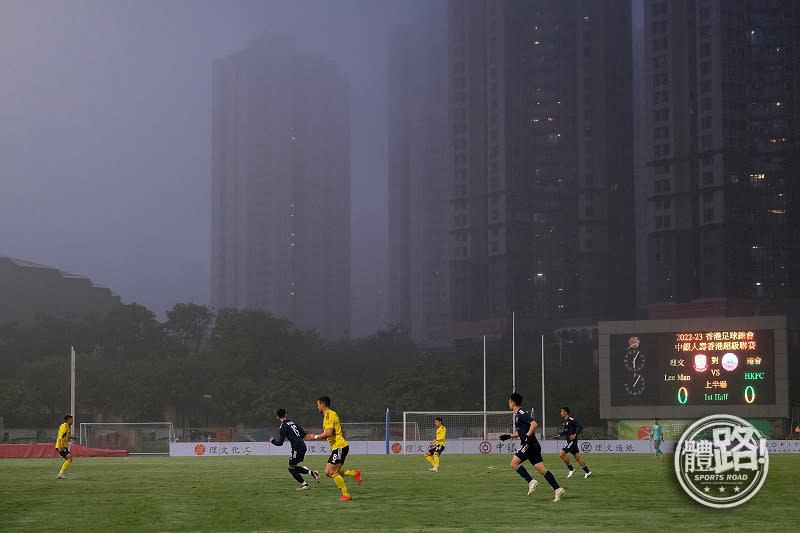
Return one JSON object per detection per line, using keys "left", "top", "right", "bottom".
{"left": 402, "top": 411, "right": 513, "bottom": 454}
{"left": 79, "top": 422, "right": 175, "bottom": 455}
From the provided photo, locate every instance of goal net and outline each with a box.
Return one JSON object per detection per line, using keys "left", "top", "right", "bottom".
{"left": 79, "top": 422, "right": 175, "bottom": 454}
{"left": 402, "top": 411, "right": 513, "bottom": 453}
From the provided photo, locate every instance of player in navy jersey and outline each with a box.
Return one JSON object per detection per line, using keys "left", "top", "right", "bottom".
{"left": 551, "top": 407, "right": 591, "bottom": 478}
{"left": 499, "top": 393, "right": 565, "bottom": 502}
{"left": 269, "top": 409, "right": 320, "bottom": 490}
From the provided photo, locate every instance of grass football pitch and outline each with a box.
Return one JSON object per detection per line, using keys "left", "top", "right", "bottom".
{"left": 1, "top": 453, "right": 797, "bottom": 532}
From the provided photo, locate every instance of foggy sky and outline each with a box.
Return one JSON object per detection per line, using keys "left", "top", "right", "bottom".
{"left": 0, "top": 0, "right": 427, "bottom": 335}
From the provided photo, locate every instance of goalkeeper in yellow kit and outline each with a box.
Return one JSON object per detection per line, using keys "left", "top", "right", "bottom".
{"left": 55, "top": 414, "right": 77, "bottom": 479}
{"left": 424, "top": 417, "right": 446, "bottom": 472}
{"left": 306, "top": 396, "right": 362, "bottom": 500}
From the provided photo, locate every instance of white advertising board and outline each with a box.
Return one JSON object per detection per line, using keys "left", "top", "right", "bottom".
{"left": 170, "top": 439, "right": 800, "bottom": 456}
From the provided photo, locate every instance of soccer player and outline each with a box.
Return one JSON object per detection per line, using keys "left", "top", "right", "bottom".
{"left": 306, "top": 396, "right": 361, "bottom": 501}
{"left": 551, "top": 407, "right": 591, "bottom": 478}
{"left": 652, "top": 418, "right": 664, "bottom": 457}
{"left": 55, "top": 414, "right": 77, "bottom": 479}
{"left": 269, "top": 408, "right": 320, "bottom": 490}
{"left": 424, "top": 417, "right": 446, "bottom": 472}
{"left": 499, "top": 393, "right": 565, "bottom": 502}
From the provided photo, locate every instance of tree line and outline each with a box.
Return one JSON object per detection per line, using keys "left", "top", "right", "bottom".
{"left": 0, "top": 303, "right": 601, "bottom": 431}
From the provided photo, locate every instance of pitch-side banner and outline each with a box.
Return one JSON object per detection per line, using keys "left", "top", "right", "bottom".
{"left": 397, "top": 439, "right": 674, "bottom": 454}
{"left": 170, "top": 439, "right": 800, "bottom": 456}
{"left": 170, "top": 441, "right": 389, "bottom": 457}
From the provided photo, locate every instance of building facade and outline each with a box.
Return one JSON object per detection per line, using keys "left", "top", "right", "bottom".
{"left": 643, "top": 0, "right": 799, "bottom": 306}
{"left": 0, "top": 257, "right": 121, "bottom": 324}
{"left": 447, "top": 0, "right": 634, "bottom": 335}
{"left": 211, "top": 36, "right": 351, "bottom": 339}
{"left": 387, "top": 12, "right": 451, "bottom": 346}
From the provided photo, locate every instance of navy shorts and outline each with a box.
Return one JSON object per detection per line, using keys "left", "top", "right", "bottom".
{"left": 289, "top": 447, "right": 306, "bottom": 466}
{"left": 328, "top": 445, "right": 349, "bottom": 465}
{"left": 562, "top": 439, "right": 580, "bottom": 455}
{"left": 515, "top": 440, "right": 543, "bottom": 465}
{"left": 58, "top": 447, "right": 70, "bottom": 459}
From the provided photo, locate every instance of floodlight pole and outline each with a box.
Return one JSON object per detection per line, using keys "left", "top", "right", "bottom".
{"left": 541, "top": 334, "right": 545, "bottom": 440}
{"left": 70, "top": 346, "right": 76, "bottom": 440}
{"left": 483, "top": 334, "right": 487, "bottom": 440}
{"left": 512, "top": 312, "right": 516, "bottom": 392}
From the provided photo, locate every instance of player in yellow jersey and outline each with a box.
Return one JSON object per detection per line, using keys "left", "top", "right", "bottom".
{"left": 55, "top": 414, "right": 77, "bottom": 479}
{"left": 424, "top": 417, "right": 446, "bottom": 472}
{"left": 306, "top": 396, "right": 361, "bottom": 500}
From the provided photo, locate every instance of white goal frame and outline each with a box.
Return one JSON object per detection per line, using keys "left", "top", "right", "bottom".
{"left": 402, "top": 411, "right": 512, "bottom": 454}
{"left": 79, "top": 422, "right": 175, "bottom": 455}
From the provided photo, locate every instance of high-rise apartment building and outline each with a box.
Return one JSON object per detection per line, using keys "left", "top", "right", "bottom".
{"left": 211, "top": 36, "right": 351, "bottom": 339}
{"left": 387, "top": 12, "right": 451, "bottom": 346}
{"left": 448, "top": 0, "right": 634, "bottom": 331}
{"left": 644, "top": 0, "right": 799, "bottom": 307}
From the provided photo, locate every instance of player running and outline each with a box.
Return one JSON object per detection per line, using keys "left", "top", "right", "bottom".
{"left": 269, "top": 408, "right": 320, "bottom": 490}
{"left": 424, "top": 417, "right": 446, "bottom": 472}
{"left": 55, "top": 414, "right": 77, "bottom": 479}
{"left": 652, "top": 418, "right": 664, "bottom": 457}
{"left": 500, "top": 393, "right": 565, "bottom": 502}
{"left": 306, "top": 396, "right": 361, "bottom": 500}
{"left": 551, "top": 407, "right": 591, "bottom": 478}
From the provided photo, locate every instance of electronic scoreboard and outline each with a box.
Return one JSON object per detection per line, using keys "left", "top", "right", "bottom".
{"left": 599, "top": 316, "right": 788, "bottom": 419}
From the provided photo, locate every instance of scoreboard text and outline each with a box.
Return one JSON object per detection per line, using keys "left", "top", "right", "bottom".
{"left": 610, "top": 329, "right": 775, "bottom": 407}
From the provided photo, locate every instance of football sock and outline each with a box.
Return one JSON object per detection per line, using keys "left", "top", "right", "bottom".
{"left": 288, "top": 467, "right": 305, "bottom": 484}
{"left": 343, "top": 470, "right": 356, "bottom": 477}
{"left": 425, "top": 455, "right": 435, "bottom": 466}
{"left": 543, "top": 470, "right": 560, "bottom": 490}
{"left": 432, "top": 455, "right": 440, "bottom": 469}
{"left": 514, "top": 465, "right": 533, "bottom": 483}
{"left": 296, "top": 466, "right": 311, "bottom": 475}
{"left": 582, "top": 465, "right": 590, "bottom": 473}
{"left": 60, "top": 459, "right": 71, "bottom": 473}
{"left": 567, "top": 464, "right": 574, "bottom": 471}
{"left": 333, "top": 474, "right": 350, "bottom": 496}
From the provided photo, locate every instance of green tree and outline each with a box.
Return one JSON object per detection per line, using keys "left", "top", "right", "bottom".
{"left": 164, "top": 304, "right": 213, "bottom": 357}
{"left": 209, "top": 309, "right": 303, "bottom": 374}
{"left": 88, "top": 303, "right": 165, "bottom": 360}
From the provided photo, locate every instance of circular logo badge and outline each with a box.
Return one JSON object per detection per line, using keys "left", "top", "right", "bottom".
{"left": 478, "top": 441, "right": 492, "bottom": 454}
{"left": 674, "top": 414, "right": 768, "bottom": 508}
{"left": 580, "top": 441, "right": 591, "bottom": 453}
{"left": 194, "top": 444, "right": 206, "bottom": 456}
{"left": 391, "top": 442, "right": 402, "bottom": 454}
{"left": 722, "top": 352, "right": 739, "bottom": 371}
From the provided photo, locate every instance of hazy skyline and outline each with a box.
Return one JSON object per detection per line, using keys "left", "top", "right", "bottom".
{"left": 0, "top": 0, "right": 427, "bottom": 335}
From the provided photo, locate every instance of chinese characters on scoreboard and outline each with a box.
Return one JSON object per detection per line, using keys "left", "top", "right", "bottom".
{"left": 675, "top": 330, "right": 756, "bottom": 353}
{"left": 664, "top": 330, "right": 769, "bottom": 404}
